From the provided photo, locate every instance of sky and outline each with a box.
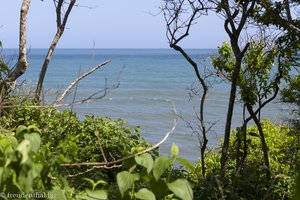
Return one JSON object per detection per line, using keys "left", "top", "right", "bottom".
{"left": 0, "top": 0, "right": 228, "bottom": 49}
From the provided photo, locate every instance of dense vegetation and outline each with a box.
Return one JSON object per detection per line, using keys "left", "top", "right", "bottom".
{"left": 0, "top": 100, "right": 193, "bottom": 199}
{"left": 0, "top": 103, "right": 298, "bottom": 199}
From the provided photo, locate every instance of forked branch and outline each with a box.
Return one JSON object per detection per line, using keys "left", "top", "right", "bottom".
{"left": 35, "top": 0, "right": 76, "bottom": 102}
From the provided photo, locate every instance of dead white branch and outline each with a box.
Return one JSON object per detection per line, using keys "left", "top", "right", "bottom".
{"left": 54, "top": 60, "right": 111, "bottom": 105}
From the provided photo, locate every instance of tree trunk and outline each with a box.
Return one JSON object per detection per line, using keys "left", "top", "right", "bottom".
{"left": 35, "top": 30, "right": 63, "bottom": 102}
{"left": 246, "top": 104, "right": 271, "bottom": 181}
{"left": 0, "top": 0, "right": 31, "bottom": 104}
{"left": 34, "top": 0, "right": 76, "bottom": 102}
{"left": 220, "top": 57, "right": 242, "bottom": 178}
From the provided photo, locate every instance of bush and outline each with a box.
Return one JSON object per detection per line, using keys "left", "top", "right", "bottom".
{"left": 0, "top": 98, "right": 151, "bottom": 189}
{"left": 192, "top": 120, "right": 299, "bottom": 199}
{"left": 0, "top": 124, "right": 110, "bottom": 200}
{"left": 0, "top": 123, "right": 192, "bottom": 200}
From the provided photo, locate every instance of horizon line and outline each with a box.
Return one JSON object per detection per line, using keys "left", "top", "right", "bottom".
{"left": 3, "top": 47, "right": 218, "bottom": 50}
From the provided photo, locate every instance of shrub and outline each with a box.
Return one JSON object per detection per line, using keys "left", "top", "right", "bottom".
{"left": 0, "top": 98, "right": 151, "bottom": 189}
{"left": 0, "top": 124, "right": 110, "bottom": 200}
{"left": 192, "top": 120, "right": 299, "bottom": 199}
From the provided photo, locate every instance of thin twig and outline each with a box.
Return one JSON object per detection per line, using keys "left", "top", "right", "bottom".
{"left": 67, "top": 164, "right": 123, "bottom": 178}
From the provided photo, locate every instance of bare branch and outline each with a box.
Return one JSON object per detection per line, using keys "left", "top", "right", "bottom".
{"left": 54, "top": 60, "right": 111, "bottom": 105}
{"left": 162, "top": 0, "right": 211, "bottom": 181}
{"left": 67, "top": 164, "right": 122, "bottom": 178}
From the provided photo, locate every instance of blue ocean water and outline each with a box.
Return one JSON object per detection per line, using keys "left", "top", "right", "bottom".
{"left": 3, "top": 49, "right": 286, "bottom": 162}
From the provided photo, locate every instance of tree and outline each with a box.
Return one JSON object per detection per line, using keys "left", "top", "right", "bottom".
{"left": 0, "top": 0, "right": 77, "bottom": 104}
{"left": 162, "top": 0, "right": 299, "bottom": 183}
{"left": 255, "top": 0, "right": 300, "bottom": 131}
{"left": 35, "top": 0, "right": 76, "bottom": 102}
{"left": 162, "top": 0, "right": 212, "bottom": 181}
{"left": 256, "top": 0, "right": 300, "bottom": 35}
{"left": 212, "top": 38, "right": 287, "bottom": 181}
{"left": 0, "top": 0, "right": 30, "bottom": 104}
{"left": 213, "top": 0, "right": 257, "bottom": 179}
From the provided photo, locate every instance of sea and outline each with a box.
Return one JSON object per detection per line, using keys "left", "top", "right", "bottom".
{"left": 2, "top": 49, "right": 287, "bottom": 162}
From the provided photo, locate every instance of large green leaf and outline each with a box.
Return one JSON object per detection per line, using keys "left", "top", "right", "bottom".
{"left": 16, "top": 125, "right": 28, "bottom": 139}
{"left": 135, "top": 153, "right": 153, "bottom": 174}
{"left": 153, "top": 156, "right": 173, "bottom": 181}
{"left": 16, "top": 140, "right": 31, "bottom": 164}
{"left": 134, "top": 188, "right": 156, "bottom": 200}
{"left": 17, "top": 163, "right": 42, "bottom": 193}
{"left": 30, "top": 163, "right": 43, "bottom": 178}
{"left": 24, "top": 133, "right": 41, "bottom": 153}
{"left": 0, "top": 136, "right": 18, "bottom": 154}
{"left": 27, "top": 125, "right": 41, "bottom": 134}
{"left": 176, "top": 158, "right": 194, "bottom": 172}
{"left": 86, "top": 189, "right": 108, "bottom": 200}
{"left": 117, "top": 171, "right": 140, "bottom": 197}
{"left": 167, "top": 179, "right": 193, "bottom": 200}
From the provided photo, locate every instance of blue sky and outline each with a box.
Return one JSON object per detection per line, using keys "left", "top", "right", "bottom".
{"left": 0, "top": 0, "right": 228, "bottom": 48}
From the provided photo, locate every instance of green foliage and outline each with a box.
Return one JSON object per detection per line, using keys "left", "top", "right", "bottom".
{"left": 212, "top": 41, "right": 235, "bottom": 74}
{"left": 0, "top": 125, "right": 44, "bottom": 193}
{"left": 0, "top": 41, "right": 10, "bottom": 82}
{"left": 77, "top": 178, "right": 108, "bottom": 200}
{"left": 240, "top": 41, "right": 276, "bottom": 105}
{"left": 0, "top": 103, "right": 149, "bottom": 161}
{"left": 134, "top": 188, "right": 156, "bottom": 200}
{"left": 192, "top": 120, "right": 299, "bottom": 199}
{"left": 281, "top": 75, "right": 300, "bottom": 131}
{"left": 0, "top": 124, "right": 112, "bottom": 200}
{"left": 167, "top": 179, "right": 193, "bottom": 200}
{"left": 0, "top": 97, "right": 151, "bottom": 192}
{"left": 212, "top": 40, "right": 279, "bottom": 105}
{"left": 135, "top": 153, "right": 153, "bottom": 174}
{"left": 116, "top": 144, "right": 194, "bottom": 200}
